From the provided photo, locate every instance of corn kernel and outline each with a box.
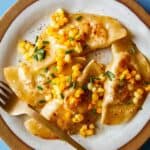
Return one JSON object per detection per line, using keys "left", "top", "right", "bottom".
{"left": 126, "top": 73, "right": 132, "bottom": 80}
{"left": 131, "top": 70, "right": 136, "bottom": 76}
{"left": 92, "top": 93, "right": 99, "bottom": 101}
{"left": 132, "top": 97, "right": 139, "bottom": 104}
{"left": 45, "top": 95, "right": 52, "bottom": 101}
{"left": 129, "top": 79, "right": 135, "bottom": 84}
{"left": 145, "top": 85, "right": 150, "bottom": 92}
{"left": 135, "top": 74, "right": 141, "bottom": 81}
{"left": 87, "top": 83, "right": 93, "bottom": 90}
{"left": 137, "top": 88, "right": 144, "bottom": 95}
{"left": 134, "top": 88, "right": 143, "bottom": 99}
{"left": 72, "top": 114, "right": 84, "bottom": 123}
{"left": 64, "top": 111, "right": 71, "bottom": 121}
{"left": 97, "top": 87, "right": 104, "bottom": 93}
{"left": 64, "top": 54, "right": 71, "bottom": 63}
{"left": 96, "top": 108, "right": 101, "bottom": 114}
{"left": 86, "top": 129, "right": 94, "bottom": 136}
{"left": 69, "top": 96, "right": 77, "bottom": 105}
{"left": 120, "top": 69, "right": 129, "bottom": 80}
{"left": 74, "top": 88, "right": 84, "bottom": 98}
{"left": 50, "top": 9, "right": 69, "bottom": 28}
{"left": 127, "top": 84, "right": 134, "bottom": 91}
{"left": 97, "top": 100, "right": 102, "bottom": 107}
{"left": 36, "top": 40, "right": 43, "bottom": 49}
{"left": 92, "top": 87, "right": 96, "bottom": 92}
{"left": 89, "top": 124, "right": 95, "bottom": 129}
{"left": 99, "top": 74, "right": 106, "bottom": 82}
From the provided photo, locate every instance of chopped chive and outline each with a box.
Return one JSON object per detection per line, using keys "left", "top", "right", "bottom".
{"left": 65, "top": 49, "right": 74, "bottom": 54}
{"left": 35, "top": 36, "right": 39, "bottom": 43}
{"left": 67, "top": 76, "right": 72, "bottom": 83}
{"left": 68, "top": 37, "right": 74, "bottom": 41}
{"left": 70, "top": 81, "right": 77, "bottom": 89}
{"left": 91, "top": 108, "right": 97, "bottom": 114}
{"left": 38, "top": 99, "right": 46, "bottom": 104}
{"left": 130, "top": 47, "right": 136, "bottom": 54}
{"left": 33, "top": 54, "right": 38, "bottom": 61}
{"left": 119, "top": 79, "right": 125, "bottom": 87}
{"left": 89, "top": 76, "right": 94, "bottom": 83}
{"left": 89, "top": 76, "right": 99, "bottom": 83}
{"left": 126, "top": 99, "right": 133, "bottom": 105}
{"left": 33, "top": 49, "right": 46, "bottom": 61}
{"left": 52, "top": 66, "right": 58, "bottom": 72}
{"left": 37, "top": 85, "right": 43, "bottom": 90}
{"left": 60, "top": 93, "right": 64, "bottom": 99}
{"left": 144, "top": 81, "right": 150, "bottom": 85}
{"left": 46, "top": 79, "right": 51, "bottom": 84}
{"left": 50, "top": 73, "right": 56, "bottom": 78}
{"left": 76, "top": 15, "right": 83, "bottom": 21}
{"left": 82, "top": 84, "right": 88, "bottom": 91}
{"left": 104, "top": 71, "right": 115, "bottom": 81}
{"left": 44, "top": 67, "right": 49, "bottom": 72}
{"left": 34, "top": 46, "right": 38, "bottom": 52}
{"left": 43, "top": 41, "right": 49, "bottom": 45}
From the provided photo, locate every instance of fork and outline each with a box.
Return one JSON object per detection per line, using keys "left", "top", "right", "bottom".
{"left": 0, "top": 81, "right": 86, "bottom": 150}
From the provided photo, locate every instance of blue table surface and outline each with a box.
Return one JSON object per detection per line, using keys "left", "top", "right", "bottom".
{"left": 0, "top": 0, "right": 150, "bottom": 150}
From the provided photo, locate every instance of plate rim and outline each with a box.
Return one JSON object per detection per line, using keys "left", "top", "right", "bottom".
{"left": 0, "top": 0, "right": 150, "bottom": 149}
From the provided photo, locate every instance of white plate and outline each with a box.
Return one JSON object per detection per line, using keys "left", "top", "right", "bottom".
{"left": 0, "top": 0, "right": 150, "bottom": 150}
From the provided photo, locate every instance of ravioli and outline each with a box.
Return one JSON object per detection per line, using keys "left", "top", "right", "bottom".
{"left": 70, "top": 13, "right": 128, "bottom": 50}
{"left": 101, "top": 39, "right": 149, "bottom": 124}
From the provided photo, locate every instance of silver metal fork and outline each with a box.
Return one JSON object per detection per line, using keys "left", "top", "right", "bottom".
{"left": 0, "top": 81, "right": 86, "bottom": 150}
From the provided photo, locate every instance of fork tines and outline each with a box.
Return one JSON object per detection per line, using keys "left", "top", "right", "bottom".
{"left": 0, "top": 81, "right": 13, "bottom": 107}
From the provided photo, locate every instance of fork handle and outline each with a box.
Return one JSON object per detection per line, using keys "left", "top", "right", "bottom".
{"left": 27, "top": 107, "right": 86, "bottom": 150}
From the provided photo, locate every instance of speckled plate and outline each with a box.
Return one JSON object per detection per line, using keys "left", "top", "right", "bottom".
{"left": 0, "top": 0, "right": 150, "bottom": 150}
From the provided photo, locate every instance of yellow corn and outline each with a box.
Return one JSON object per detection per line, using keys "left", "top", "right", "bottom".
{"left": 145, "top": 85, "right": 150, "bottom": 92}
{"left": 135, "top": 74, "right": 141, "bottom": 81}
{"left": 119, "top": 69, "right": 129, "bottom": 80}
{"left": 127, "top": 84, "right": 134, "bottom": 91}
{"left": 72, "top": 114, "right": 84, "bottom": 123}
{"left": 89, "top": 124, "right": 95, "bottom": 129}
{"left": 74, "top": 88, "right": 84, "bottom": 98}
{"left": 87, "top": 83, "right": 93, "bottom": 91}
{"left": 64, "top": 54, "right": 71, "bottom": 63}
{"left": 50, "top": 9, "right": 69, "bottom": 28}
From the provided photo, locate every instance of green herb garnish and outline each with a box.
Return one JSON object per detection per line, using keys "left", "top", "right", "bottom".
{"left": 52, "top": 66, "right": 58, "bottom": 72}
{"left": 91, "top": 108, "right": 97, "bottom": 114}
{"left": 37, "top": 85, "right": 43, "bottom": 90}
{"left": 130, "top": 43, "right": 137, "bottom": 54}
{"left": 70, "top": 81, "right": 77, "bottom": 89}
{"left": 67, "top": 76, "right": 72, "bottom": 83}
{"left": 68, "top": 37, "right": 74, "bottom": 41}
{"left": 119, "top": 79, "right": 125, "bottom": 87}
{"left": 89, "top": 76, "right": 99, "bottom": 83}
{"left": 130, "top": 47, "right": 136, "bottom": 54}
{"left": 76, "top": 16, "right": 83, "bottom": 21}
{"left": 60, "top": 93, "right": 64, "bottom": 99}
{"left": 46, "top": 79, "right": 51, "bottom": 84}
{"left": 50, "top": 73, "right": 56, "bottom": 78}
{"left": 35, "top": 36, "right": 39, "bottom": 43}
{"left": 144, "top": 81, "right": 150, "bottom": 85}
{"left": 43, "top": 41, "right": 49, "bottom": 45}
{"left": 105, "top": 71, "right": 115, "bottom": 81}
{"left": 82, "top": 84, "right": 88, "bottom": 91}
{"left": 44, "top": 67, "right": 49, "bottom": 72}
{"left": 33, "top": 49, "right": 46, "bottom": 61}
{"left": 126, "top": 100, "right": 133, "bottom": 105}
{"left": 65, "top": 49, "right": 74, "bottom": 54}
{"left": 38, "top": 99, "right": 46, "bottom": 104}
